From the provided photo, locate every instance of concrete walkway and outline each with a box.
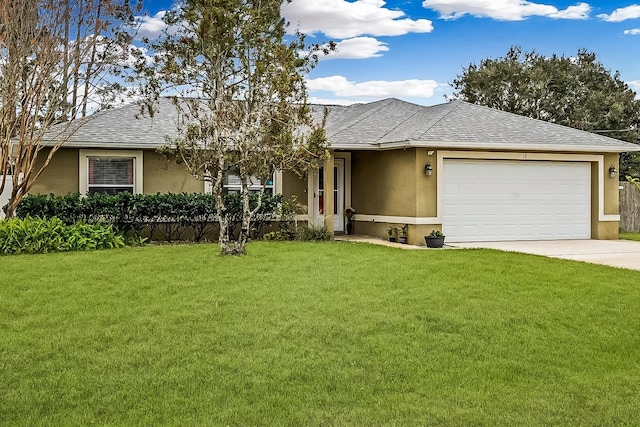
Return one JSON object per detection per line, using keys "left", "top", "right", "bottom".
{"left": 334, "top": 234, "right": 426, "bottom": 250}
{"left": 335, "top": 235, "right": 640, "bottom": 271}
{"left": 450, "top": 240, "right": 640, "bottom": 271}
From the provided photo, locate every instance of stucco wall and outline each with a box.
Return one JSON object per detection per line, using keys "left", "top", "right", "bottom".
{"left": 593, "top": 152, "right": 620, "bottom": 239}
{"left": 30, "top": 148, "right": 203, "bottom": 195}
{"left": 352, "top": 149, "right": 419, "bottom": 216}
{"left": 603, "top": 152, "right": 620, "bottom": 215}
{"left": 416, "top": 148, "right": 438, "bottom": 218}
{"left": 143, "top": 151, "right": 203, "bottom": 194}
{"left": 30, "top": 148, "right": 79, "bottom": 195}
{"left": 349, "top": 148, "right": 438, "bottom": 245}
{"left": 281, "top": 170, "right": 308, "bottom": 214}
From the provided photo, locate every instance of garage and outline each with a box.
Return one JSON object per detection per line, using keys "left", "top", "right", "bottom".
{"left": 442, "top": 159, "right": 591, "bottom": 242}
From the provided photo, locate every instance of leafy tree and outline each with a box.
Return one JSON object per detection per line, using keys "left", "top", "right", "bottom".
{"left": 450, "top": 46, "right": 640, "bottom": 177}
{"left": 0, "top": 0, "right": 140, "bottom": 217}
{"left": 139, "top": 0, "right": 330, "bottom": 255}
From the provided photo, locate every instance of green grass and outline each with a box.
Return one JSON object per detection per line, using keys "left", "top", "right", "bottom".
{"left": 620, "top": 232, "right": 640, "bottom": 241}
{"left": 1, "top": 242, "right": 640, "bottom": 426}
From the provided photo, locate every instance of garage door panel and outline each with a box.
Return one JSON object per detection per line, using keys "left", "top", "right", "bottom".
{"left": 462, "top": 225, "right": 481, "bottom": 237}
{"left": 538, "top": 204, "right": 555, "bottom": 215}
{"left": 480, "top": 204, "right": 499, "bottom": 215}
{"left": 443, "top": 160, "right": 591, "bottom": 242}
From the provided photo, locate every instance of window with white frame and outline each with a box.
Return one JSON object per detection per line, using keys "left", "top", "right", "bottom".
{"left": 205, "top": 171, "right": 280, "bottom": 195}
{"left": 80, "top": 150, "right": 143, "bottom": 195}
{"left": 223, "top": 173, "right": 274, "bottom": 195}
{"left": 87, "top": 157, "right": 134, "bottom": 194}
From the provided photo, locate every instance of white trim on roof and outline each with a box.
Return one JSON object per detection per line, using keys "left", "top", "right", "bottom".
{"left": 366, "top": 140, "right": 640, "bottom": 153}
{"left": 62, "top": 139, "right": 640, "bottom": 153}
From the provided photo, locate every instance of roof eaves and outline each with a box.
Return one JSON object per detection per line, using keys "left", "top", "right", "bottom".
{"left": 329, "top": 143, "right": 378, "bottom": 151}
{"left": 51, "top": 141, "right": 160, "bottom": 150}
{"left": 376, "top": 140, "right": 640, "bottom": 153}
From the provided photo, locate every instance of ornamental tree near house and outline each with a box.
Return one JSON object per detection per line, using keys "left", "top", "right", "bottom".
{"left": 0, "top": 0, "right": 141, "bottom": 218}
{"left": 450, "top": 46, "right": 640, "bottom": 177}
{"left": 139, "top": 0, "right": 330, "bottom": 255}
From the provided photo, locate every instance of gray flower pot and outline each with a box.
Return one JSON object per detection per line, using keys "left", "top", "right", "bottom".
{"left": 425, "top": 236, "right": 445, "bottom": 248}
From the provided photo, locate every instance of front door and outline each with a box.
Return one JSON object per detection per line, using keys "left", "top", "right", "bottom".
{"left": 313, "top": 158, "right": 345, "bottom": 232}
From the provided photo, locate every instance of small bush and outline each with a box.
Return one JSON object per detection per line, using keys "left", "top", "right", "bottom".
{"left": 295, "top": 226, "right": 331, "bottom": 242}
{"left": 0, "top": 217, "right": 125, "bottom": 255}
{"left": 264, "top": 223, "right": 331, "bottom": 243}
{"left": 263, "top": 230, "right": 295, "bottom": 241}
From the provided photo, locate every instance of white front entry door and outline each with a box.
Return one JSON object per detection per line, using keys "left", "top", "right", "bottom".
{"left": 313, "top": 158, "right": 345, "bottom": 231}
{"left": 443, "top": 159, "right": 591, "bottom": 242}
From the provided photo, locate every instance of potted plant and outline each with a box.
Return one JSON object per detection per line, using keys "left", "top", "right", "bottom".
{"left": 344, "top": 207, "right": 356, "bottom": 235}
{"left": 398, "top": 224, "right": 408, "bottom": 244}
{"left": 387, "top": 226, "right": 398, "bottom": 242}
{"left": 424, "top": 229, "right": 445, "bottom": 248}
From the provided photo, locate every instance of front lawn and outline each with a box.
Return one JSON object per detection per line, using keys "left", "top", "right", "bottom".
{"left": 620, "top": 232, "right": 640, "bottom": 241}
{"left": 1, "top": 242, "right": 639, "bottom": 425}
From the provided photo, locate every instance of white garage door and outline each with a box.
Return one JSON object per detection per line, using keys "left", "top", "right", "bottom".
{"left": 443, "top": 160, "right": 591, "bottom": 242}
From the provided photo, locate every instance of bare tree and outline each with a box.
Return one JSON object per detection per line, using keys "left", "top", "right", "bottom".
{"left": 0, "top": 0, "right": 140, "bottom": 217}
{"left": 141, "top": 0, "right": 330, "bottom": 255}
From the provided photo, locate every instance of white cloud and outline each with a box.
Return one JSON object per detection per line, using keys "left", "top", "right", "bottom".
{"left": 627, "top": 80, "right": 640, "bottom": 94}
{"left": 624, "top": 29, "right": 640, "bottom": 35}
{"left": 282, "top": 0, "right": 433, "bottom": 39}
{"left": 423, "top": 0, "right": 591, "bottom": 21}
{"left": 307, "top": 75, "right": 441, "bottom": 99}
{"left": 135, "top": 11, "right": 169, "bottom": 40}
{"left": 323, "top": 37, "right": 389, "bottom": 60}
{"left": 551, "top": 3, "right": 592, "bottom": 19}
{"left": 598, "top": 5, "right": 640, "bottom": 22}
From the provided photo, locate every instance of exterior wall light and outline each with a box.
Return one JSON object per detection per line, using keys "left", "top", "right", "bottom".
{"left": 425, "top": 161, "right": 433, "bottom": 176}
{"left": 609, "top": 165, "right": 617, "bottom": 178}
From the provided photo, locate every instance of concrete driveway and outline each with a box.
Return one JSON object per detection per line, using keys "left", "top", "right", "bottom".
{"left": 450, "top": 240, "right": 640, "bottom": 271}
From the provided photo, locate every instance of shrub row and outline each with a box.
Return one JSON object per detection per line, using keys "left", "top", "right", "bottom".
{"left": 0, "top": 217, "right": 125, "bottom": 255}
{"left": 13, "top": 192, "right": 284, "bottom": 241}
{"left": 263, "top": 225, "right": 331, "bottom": 242}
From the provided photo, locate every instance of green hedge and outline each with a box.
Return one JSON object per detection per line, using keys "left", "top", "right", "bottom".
{"left": 0, "top": 217, "right": 125, "bottom": 255}
{"left": 13, "top": 192, "right": 283, "bottom": 241}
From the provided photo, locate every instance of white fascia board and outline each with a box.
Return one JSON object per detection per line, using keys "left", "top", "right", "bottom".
{"left": 53, "top": 141, "right": 160, "bottom": 150}
{"left": 374, "top": 140, "right": 640, "bottom": 153}
{"left": 329, "top": 143, "right": 378, "bottom": 151}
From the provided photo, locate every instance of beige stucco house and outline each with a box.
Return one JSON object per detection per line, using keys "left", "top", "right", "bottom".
{"left": 29, "top": 97, "right": 640, "bottom": 245}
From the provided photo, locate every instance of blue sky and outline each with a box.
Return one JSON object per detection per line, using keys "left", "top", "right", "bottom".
{"left": 138, "top": 1, "right": 640, "bottom": 106}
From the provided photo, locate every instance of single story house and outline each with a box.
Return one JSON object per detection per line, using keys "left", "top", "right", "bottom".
{"left": 24, "top": 97, "right": 640, "bottom": 245}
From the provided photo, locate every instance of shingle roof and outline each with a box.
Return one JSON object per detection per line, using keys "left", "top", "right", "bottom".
{"left": 313, "top": 99, "right": 640, "bottom": 152}
{"left": 47, "top": 97, "right": 640, "bottom": 153}
{"left": 44, "top": 99, "right": 182, "bottom": 149}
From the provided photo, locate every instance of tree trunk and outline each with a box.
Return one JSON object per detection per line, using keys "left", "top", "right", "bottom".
{"left": 82, "top": 0, "right": 103, "bottom": 117}
{"left": 213, "top": 156, "right": 246, "bottom": 255}
{"left": 4, "top": 175, "right": 24, "bottom": 218}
